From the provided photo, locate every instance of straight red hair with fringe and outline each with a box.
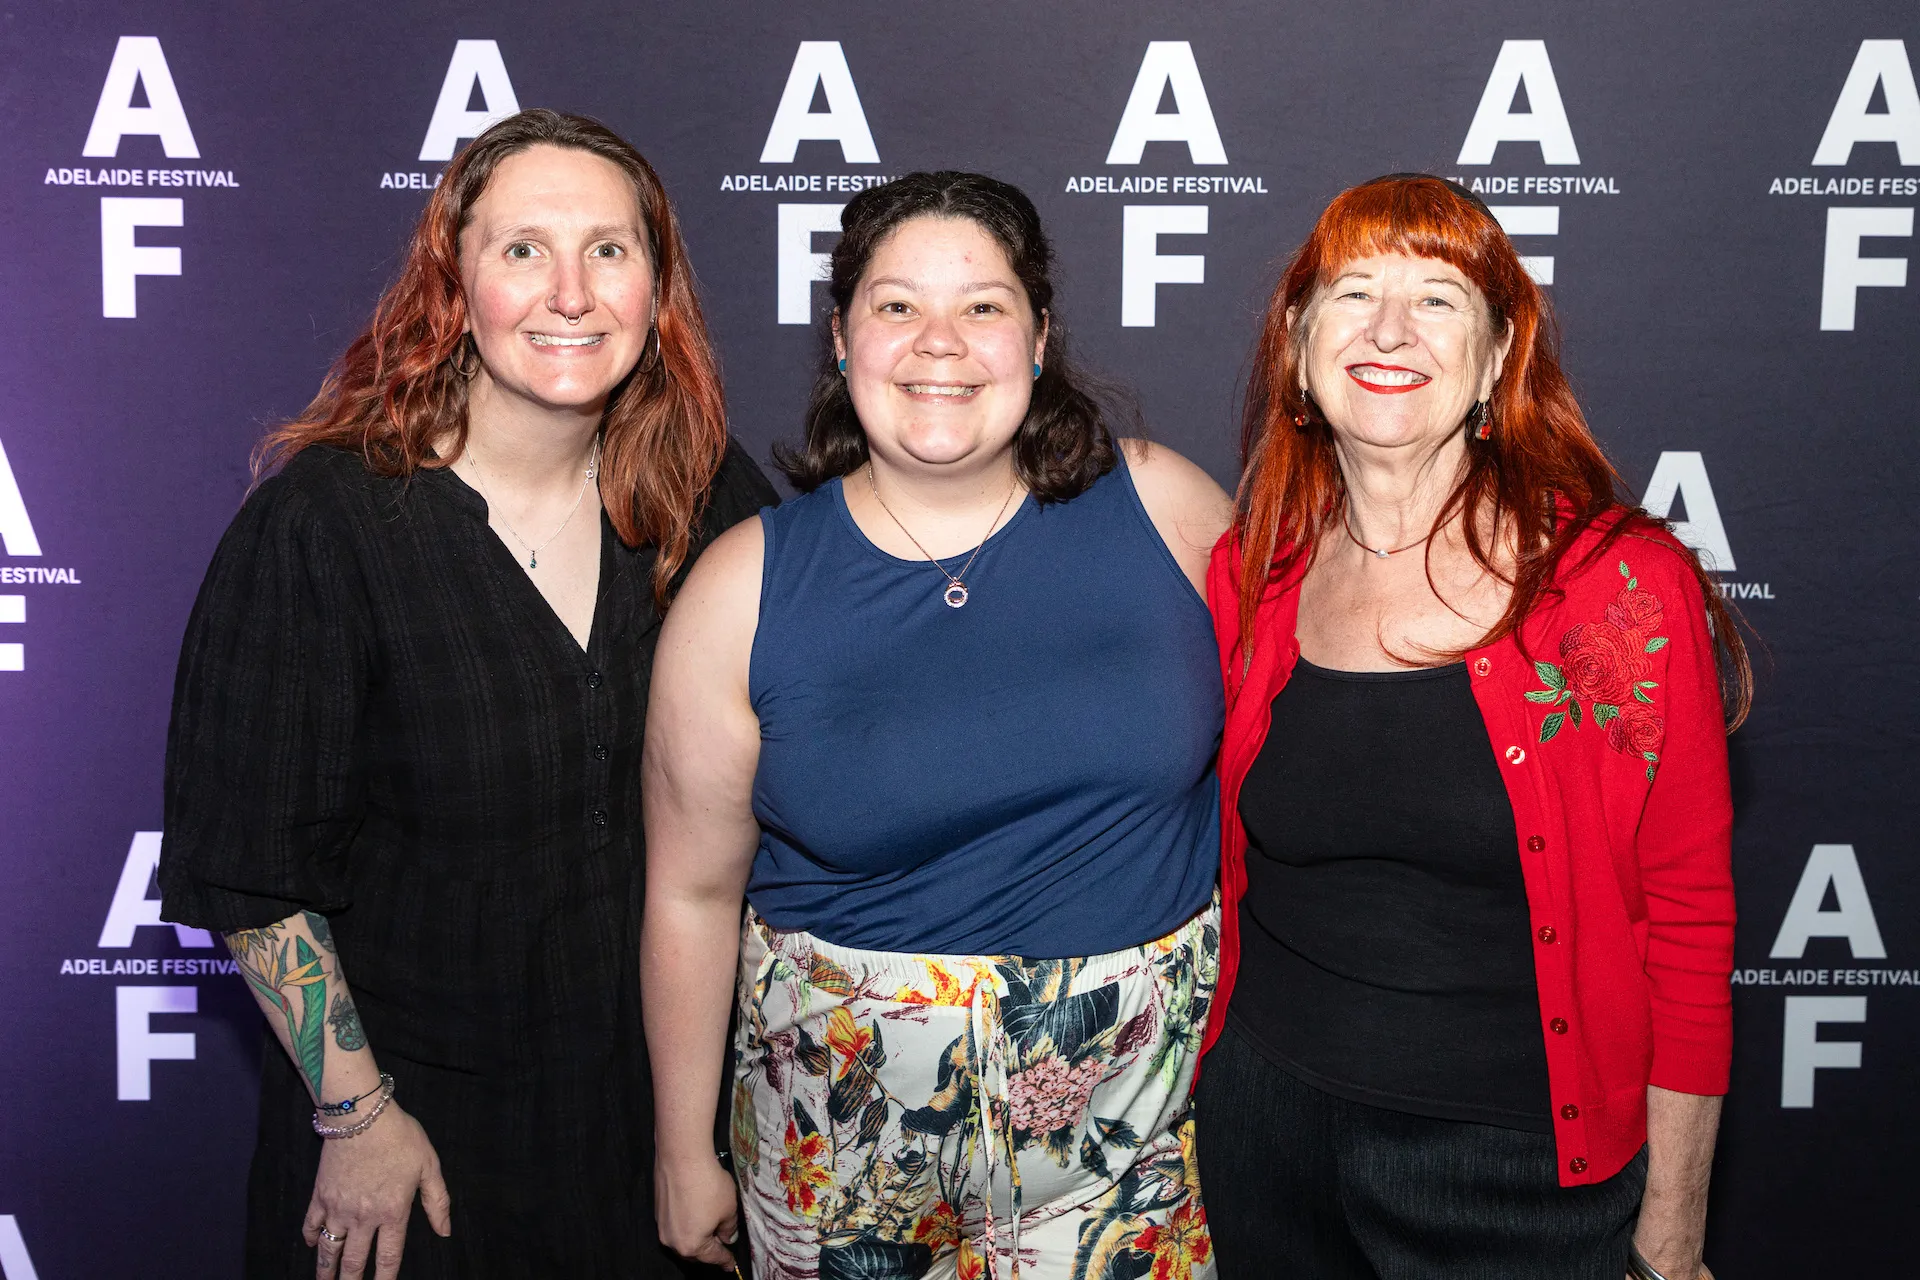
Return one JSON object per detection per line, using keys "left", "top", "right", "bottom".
{"left": 256, "top": 109, "right": 728, "bottom": 605}
{"left": 1235, "top": 174, "right": 1748, "bottom": 724}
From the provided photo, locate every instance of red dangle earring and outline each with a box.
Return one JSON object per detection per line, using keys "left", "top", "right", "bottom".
{"left": 1469, "top": 400, "right": 1492, "bottom": 440}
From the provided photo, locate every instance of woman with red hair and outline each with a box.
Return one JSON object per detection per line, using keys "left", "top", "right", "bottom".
{"left": 159, "top": 110, "right": 773, "bottom": 1279}
{"left": 1195, "top": 175, "right": 1747, "bottom": 1280}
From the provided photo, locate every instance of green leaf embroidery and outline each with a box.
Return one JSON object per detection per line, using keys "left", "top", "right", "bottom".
{"left": 1567, "top": 699, "right": 1583, "bottom": 729}
{"left": 1593, "top": 702, "right": 1621, "bottom": 727}
{"left": 1628, "top": 577, "right": 1638, "bottom": 591}
{"left": 1642, "top": 752, "right": 1659, "bottom": 762}
{"left": 1638, "top": 681, "right": 1659, "bottom": 688}
{"left": 1644, "top": 636, "right": 1669, "bottom": 654}
{"left": 1524, "top": 689, "right": 1560, "bottom": 703}
{"left": 1633, "top": 688, "right": 1653, "bottom": 704}
{"left": 1539, "top": 711, "right": 1567, "bottom": 743}
{"left": 1534, "top": 661, "right": 1566, "bottom": 690}
{"left": 1619, "top": 561, "right": 1631, "bottom": 579}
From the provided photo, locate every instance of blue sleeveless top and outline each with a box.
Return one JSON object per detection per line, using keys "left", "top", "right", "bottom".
{"left": 747, "top": 460, "right": 1221, "bottom": 957}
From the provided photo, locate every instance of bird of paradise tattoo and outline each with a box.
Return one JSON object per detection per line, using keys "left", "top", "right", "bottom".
{"left": 224, "top": 916, "right": 333, "bottom": 1098}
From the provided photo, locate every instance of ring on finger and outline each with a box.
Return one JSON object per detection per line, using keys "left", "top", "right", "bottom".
{"left": 318, "top": 1226, "right": 345, "bottom": 1244}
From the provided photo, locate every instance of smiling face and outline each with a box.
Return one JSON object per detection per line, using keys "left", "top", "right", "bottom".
{"left": 835, "top": 215, "right": 1046, "bottom": 475}
{"left": 458, "top": 144, "right": 654, "bottom": 417}
{"left": 1299, "top": 253, "right": 1511, "bottom": 454}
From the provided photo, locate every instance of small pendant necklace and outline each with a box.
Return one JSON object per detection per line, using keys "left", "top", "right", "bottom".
{"left": 466, "top": 436, "right": 600, "bottom": 570}
{"left": 1342, "top": 506, "right": 1433, "bottom": 560}
{"left": 865, "top": 463, "right": 1017, "bottom": 608}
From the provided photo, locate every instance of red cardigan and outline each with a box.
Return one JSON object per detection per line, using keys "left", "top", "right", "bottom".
{"left": 1201, "top": 512, "right": 1735, "bottom": 1187}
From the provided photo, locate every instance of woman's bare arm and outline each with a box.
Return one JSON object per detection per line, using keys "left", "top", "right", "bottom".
{"left": 641, "top": 516, "right": 766, "bottom": 1267}
{"left": 1633, "top": 1085, "right": 1722, "bottom": 1279}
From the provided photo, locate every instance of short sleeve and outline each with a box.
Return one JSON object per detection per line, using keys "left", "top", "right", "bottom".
{"left": 158, "top": 470, "right": 374, "bottom": 932}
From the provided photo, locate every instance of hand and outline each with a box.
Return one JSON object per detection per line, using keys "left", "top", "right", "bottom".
{"left": 303, "top": 1104, "right": 452, "bottom": 1280}
{"left": 655, "top": 1153, "right": 739, "bottom": 1269}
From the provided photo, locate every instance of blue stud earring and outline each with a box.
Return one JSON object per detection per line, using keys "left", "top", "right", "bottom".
{"left": 838, "top": 357, "right": 847, "bottom": 375}
{"left": 1033, "top": 362, "right": 1042, "bottom": 378}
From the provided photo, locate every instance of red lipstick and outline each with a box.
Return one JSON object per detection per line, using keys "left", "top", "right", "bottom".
{"left": 1345, "top": 363, "right": 1431, "bottom": 395}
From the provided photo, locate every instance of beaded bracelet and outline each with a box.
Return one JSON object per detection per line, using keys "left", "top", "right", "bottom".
{"left": 316, "top": 1072, "right": 395, "bottom": 1118}
{"left": 312, "top": 1075, "right": 396, "bottom": 1139}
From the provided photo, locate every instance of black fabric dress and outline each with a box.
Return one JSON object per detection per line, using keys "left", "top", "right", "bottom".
{"left": 158, "top": 440, "right": 776, "bottom": 1279}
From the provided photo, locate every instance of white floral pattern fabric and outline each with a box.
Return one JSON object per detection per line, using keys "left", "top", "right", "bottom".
{"left": 731, "top": 900, "right": 1220, "bottom": 1280}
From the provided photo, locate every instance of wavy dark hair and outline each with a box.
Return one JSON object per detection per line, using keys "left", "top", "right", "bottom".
{"left": 255, "top": 109, "right": 729, "bottom": 605}
{"left": 775, "top": 170, "right": 1120, "bottom": 498}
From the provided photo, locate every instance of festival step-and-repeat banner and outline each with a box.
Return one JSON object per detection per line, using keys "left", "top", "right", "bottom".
{"left": 0, "top": 3, "right": 1913, "bottom": 1274}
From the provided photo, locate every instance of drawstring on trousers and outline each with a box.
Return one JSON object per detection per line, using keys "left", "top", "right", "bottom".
{"left": 967, "top": 971, "right": 1023, "bottom": 1279}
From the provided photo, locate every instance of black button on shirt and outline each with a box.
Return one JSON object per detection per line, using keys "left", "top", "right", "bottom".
{"left": 158, "top": 440, "right": 776, "bottom": 1275}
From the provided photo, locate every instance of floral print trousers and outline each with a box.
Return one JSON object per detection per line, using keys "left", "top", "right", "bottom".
{"left": 730, "top": 901, "right": 1219, "bottom": 1280}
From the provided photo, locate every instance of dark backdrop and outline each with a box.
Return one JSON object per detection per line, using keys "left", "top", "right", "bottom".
{"left": 1, "top": 3, "right": 1912, "bottom": 1274}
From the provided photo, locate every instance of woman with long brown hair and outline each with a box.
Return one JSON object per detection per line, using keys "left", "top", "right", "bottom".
{"left": 159, "top": 109, "right": 774, "bottom": 1279}
{"left": 1195, "top": 175, "right": 1747, "bottom": 1279}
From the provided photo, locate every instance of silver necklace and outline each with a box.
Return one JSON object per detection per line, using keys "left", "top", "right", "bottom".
{"left": 1342, "top": 505, "right": 1434, "bottom": 560}
{"left": 865, "top": 463, "right": 1017, "bottom": 608}
{"left": 465, "top": 436, "right": 600, "bottom": 570}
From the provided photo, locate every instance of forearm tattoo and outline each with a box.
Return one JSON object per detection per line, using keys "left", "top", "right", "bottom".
{"left": 224, "top": 918, "right": 335, "bottom": 1099}
{"left": 328, "top": 991, "right": 367, "bottom": 1051}
{"left": 302, "top": 908, "right": 336, "bottom": 952}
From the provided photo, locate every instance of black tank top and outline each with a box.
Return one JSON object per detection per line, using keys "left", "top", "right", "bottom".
{"left": 1231, "top": 656, "right": 1551, "bottom": 1132}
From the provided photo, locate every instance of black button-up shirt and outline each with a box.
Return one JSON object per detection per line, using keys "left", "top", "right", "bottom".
{"left": 159, "top": 440, "right": 774, "bottom": 1276}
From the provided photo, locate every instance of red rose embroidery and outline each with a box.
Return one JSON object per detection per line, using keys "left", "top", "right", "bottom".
{"left": 1558, "top": 620, "right": 1646, "bottom": 703}
{"left": 1523, "top": 560, "right": 1669, "bottom": 781}
{"left": 1604, "top": 588, "right": 1664, "bottom": 639}
{"left": 1606, "top": 701, "right": 1665, "bottom": 756}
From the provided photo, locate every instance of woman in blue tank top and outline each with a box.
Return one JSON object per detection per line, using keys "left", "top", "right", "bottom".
{"left": 643, "top": 173, "right": 1232, "bottom": 1280}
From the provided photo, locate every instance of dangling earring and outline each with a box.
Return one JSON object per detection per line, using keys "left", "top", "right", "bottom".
{"left": 1468, "top": 400, "right": 1492, "bottom": 440}
{"left": 837, "top": 357, "right": 847, "bottom": 375}
{"left": 1294, "top": 386, "right": 1318, "bottom": 428}
{"left": 635, "top": 325, "right": 661, "bottom": 373}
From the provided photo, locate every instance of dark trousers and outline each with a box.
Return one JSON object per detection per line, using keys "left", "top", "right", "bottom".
{"left": 1195, "top": 1020, "right": 1647, "bottom": 1280}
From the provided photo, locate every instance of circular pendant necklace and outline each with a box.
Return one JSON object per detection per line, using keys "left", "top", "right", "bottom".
{"left": 865, "top": 463, "right": 1017, "bottom": 608}
{"left": 466, "top": 436, "right": 600, "bottom": 570}
{"left": 1342, "top": 506, "right": 1433, "bottom": 560}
